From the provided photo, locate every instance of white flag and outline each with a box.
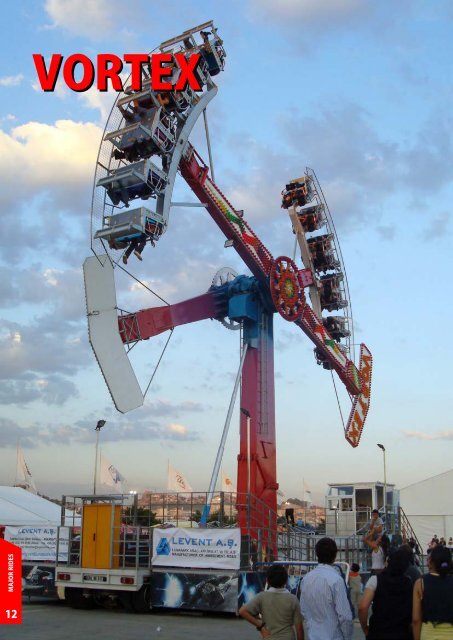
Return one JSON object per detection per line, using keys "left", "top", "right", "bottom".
{"left": 303, "top": 480, "right": 313, "bottom": 505}
{"left": 100, "top": 454, "right": 126, "bottom": 493}
{"left": 221, "top": 472, "right": 236, "bottom": 493}
{"left": 167, "top": 464, "right": 193, "bottom": 493}
{"left": 16, "top": 447, "right": 37, "bottom": 493}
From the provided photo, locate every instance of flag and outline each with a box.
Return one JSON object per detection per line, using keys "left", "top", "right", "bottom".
{"left": 167, "top": 464, "right": 193, "bottom": 493}
{"left": 221, "top": 471, "right": 236, "bottom": 494}
{"left": 303, "top": 480, "right": 313, "bottom": 505}
{"left": 16, "top": 447, "right": 37, "bottom": 493}
{"left": 100, "top": 454, "right": 127, "bottom": 493}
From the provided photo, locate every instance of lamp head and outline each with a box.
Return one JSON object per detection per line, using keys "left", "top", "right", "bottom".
{"left": 96, "top": 419, "right": 106, "bottom": 430}
{"left": 377, "top": 443, "right": 385, "bottom": 451}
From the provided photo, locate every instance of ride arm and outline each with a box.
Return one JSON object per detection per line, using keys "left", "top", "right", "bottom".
{"left": 179, "top": 143, "right": 372, "bottom": 446}
{"left": 180, "top": 144, "right": 273, "bottom": 288}
{"left": 118, "top": 290, "right": 219, "bottom": 343}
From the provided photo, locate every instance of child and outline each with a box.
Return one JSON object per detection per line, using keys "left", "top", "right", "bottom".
{"left": 348, "top": 562, "right": 362, "bottom": 621}
{"left": 239, "top": 565, "right": 303, "bottom": 639}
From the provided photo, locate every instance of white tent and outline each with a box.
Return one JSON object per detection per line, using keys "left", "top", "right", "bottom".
{"left": 0, "top": 486, "right": 77, "bottom": 562}
{"left": 400, "top": 469, "right": 453, "bottom": 552}
{"left": 0, "top": 486, "right": 61, "bottom": 525}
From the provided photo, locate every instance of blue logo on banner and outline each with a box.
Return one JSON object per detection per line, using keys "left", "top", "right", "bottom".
{"left": 156, "top": 538, "right": 171, "bottom": 555}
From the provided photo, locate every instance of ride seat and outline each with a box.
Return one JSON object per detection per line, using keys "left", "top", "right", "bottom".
{"left": 105, "top": 107, "right": 176, "bottom": 160}
{"left": 97, "top": 159, "right": 167, "bottom": 207}
{"left": 94, "top": 206, "right": 165, "bottom": 245}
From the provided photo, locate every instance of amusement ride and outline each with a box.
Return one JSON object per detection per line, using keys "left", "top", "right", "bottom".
{"left": 83, "top": 21, "right": 373, "bottom": 549}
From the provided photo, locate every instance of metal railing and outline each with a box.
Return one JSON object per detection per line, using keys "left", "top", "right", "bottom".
{"left": 278, "top": 528, "right": 368, "bottom": 569}
{"left": 58, "top": 494, "right": 423, "bottom": 573}
{"left": 58, "top": 492, "right": 280, "bottom": 570}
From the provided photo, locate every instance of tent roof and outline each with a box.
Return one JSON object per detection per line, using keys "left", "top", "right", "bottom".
{"left": 400, "top": 469, "right": 453, "bottom": 517}
{"left": 400, "top": 468, "right": 453, "bottom": 491}
{"left": 0, "top": 486, "right": 61, "bottom": 525}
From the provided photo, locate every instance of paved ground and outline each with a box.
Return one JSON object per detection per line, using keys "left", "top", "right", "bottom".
{"left": 0, "top": 598, "right": 366, "bottom": 640}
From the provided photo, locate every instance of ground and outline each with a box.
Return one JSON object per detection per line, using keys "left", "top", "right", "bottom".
{"left": 3, "top": 598, "right": 366, "bottom": 639}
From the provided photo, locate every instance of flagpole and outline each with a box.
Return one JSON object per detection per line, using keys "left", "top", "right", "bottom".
{"left": 166, "top": 460, "right": 169, "bottom": 522}
{"left": 15, "top": 440, "right": 19, "bottom": 486}
{"left": 303, "top": 477, "right": 306, "bottom": 525}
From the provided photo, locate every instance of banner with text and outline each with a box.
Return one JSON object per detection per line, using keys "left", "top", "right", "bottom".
{"left": 152, "top": 527, "right": 241, "bottom": 570}
{"left": 0, "top": 538, "right": 22, "bottom": 625}
{"left": 5, "top": 526, "right": 69, "bottom": 562}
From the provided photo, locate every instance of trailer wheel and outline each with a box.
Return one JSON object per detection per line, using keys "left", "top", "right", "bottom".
{"left": 131, "top": 585, "right": 151, "bottom": 613}
{"left": 64, "top": 587, "right": 95, "bottom": 609}
{"left": 118, "top": 591, "right": 134, "bottom": 612}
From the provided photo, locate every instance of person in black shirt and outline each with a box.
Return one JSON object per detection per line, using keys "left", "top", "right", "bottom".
{"left": 359, "top": 548, "right": 412, "bottom": 640}
{"left": 413, "top": 545, "right": 453, "bottom": 640}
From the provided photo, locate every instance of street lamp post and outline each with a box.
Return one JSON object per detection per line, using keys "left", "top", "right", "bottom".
{"left": 93, "top": 420, "right": 106, "bottom": 494}
{"left": 377, "top": 443, "right": 387, "bottom": 522}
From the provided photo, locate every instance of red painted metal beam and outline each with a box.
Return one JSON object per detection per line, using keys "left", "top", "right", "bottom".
{"left": 118, "top": 291, "right": 218, "bottom": 343}
{"left": 179, "top": 144, "right": 365, "bottom": 396}
{"left": 236, "top": 313, "right": 277, "bottom": 555}
{"left": 180, "top": 146, "right": 273, "bottom": 287}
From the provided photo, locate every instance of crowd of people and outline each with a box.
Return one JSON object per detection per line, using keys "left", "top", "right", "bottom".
{"left": 427, "top": 535, "right": 453, "bottom": 553}
{"left": 239, "top": 534, "right": 453, "bottom": 640}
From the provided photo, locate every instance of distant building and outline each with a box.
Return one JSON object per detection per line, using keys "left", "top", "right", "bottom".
{"left": 325, "top": 481, "right": 398, "bottom": 536}
{"left": 277, "top": 498, "right": 325, "bottom": 528}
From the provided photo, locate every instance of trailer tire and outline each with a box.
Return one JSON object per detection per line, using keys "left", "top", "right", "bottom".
{"left": 118, "top": 591, "right": 134, "bottom": 612}
{"left": 64, "top": 587, "right": 95, "bottom": 609}
{"left": 131, "top": 585, "right": 151, "bottom": 613}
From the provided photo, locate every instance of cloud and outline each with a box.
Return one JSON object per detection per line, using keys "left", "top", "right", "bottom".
{"left": 423, "top": 212, "right": 450, "bottom": 239}
{"left": 0, "top": 114, "right": 15, "bottom": 124}
{"left": 0, "top": 119, "right": 101, "bottom": 213}
{"left": 281, "top": 105, "right": 398, "bottom": 204}
{"left": 3, "top": 119, "right": 100, "bottom": 187}
{"left": 0, "top": 74, "right": 24, "bottom": 87}
{"left": 376, "top": 225, "right": 396, "bottom": 241}
{"left": 220, "top": 106, "right": 399, "bottom": 233}
{"left": 404, "top": 430, "right": 453, "bottom": 441}
{"left": 0, "top": 265, "right": 90, "bottom": 406}
{"left": 167, "top": 423, "right": 187, "bottom": 435}
{"left": 276, "top": 328, "right": 312, "bottom": 352}
{"left": 248, "top": 0, "right": 368, "bottom": 26}
{"left": 0, "top": 418, "right": 40, "bottom": 448}
{"left": 78, "top": 86, "right": 120, "bottom": 123}
{"left": 140, "top": 399, "right": 204, "bottom": 417}
{"left": 0, "top": 315, "right": 89, "bottom": 378}
{"left": 0, "top": 376, "right": 78, "bottom": 406}
{"left": 0, "top": 412, "right": 201, "bottom": 447}
{"left": 44, "top": 0, "right": 137, "bottom": 40}
{"left": 224, "top": 104, "right": 453, "bottom": 238}
{"left": 402, "top": 114, "right": 453, "bottom": 192}
{"left": 0, "top": 265, "right": 84, "bottom": 315}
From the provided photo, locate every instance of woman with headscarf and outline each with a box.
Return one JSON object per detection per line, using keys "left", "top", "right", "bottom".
{"left": 359, "top": 548, "right": 413, "bottom": 640}
{"left": 413, "top": 545, "right": 453, "bottom": 640}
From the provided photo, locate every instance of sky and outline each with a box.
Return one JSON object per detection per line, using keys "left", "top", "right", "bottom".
{"left": 0, "top": 0, "right": 452, "bottom": 505}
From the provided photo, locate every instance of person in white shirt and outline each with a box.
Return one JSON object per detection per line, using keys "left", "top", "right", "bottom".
{"left": 300, "top": 537, "right": 353, "bottom": 640}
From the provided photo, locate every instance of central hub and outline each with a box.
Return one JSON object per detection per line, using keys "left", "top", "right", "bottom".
{"left": 269, "top": 256, "right": 305, "bottom": 321}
